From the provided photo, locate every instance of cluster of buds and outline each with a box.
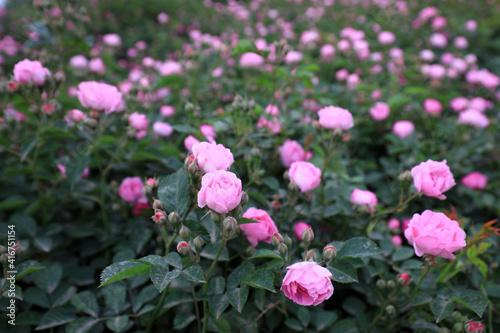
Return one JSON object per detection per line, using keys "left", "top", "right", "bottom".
{"left": 271, "top": 232, "right": 288, "bottom": 257}
{"left": 185, "top": 155, "right": 199, "bottom": 174}
{"left": 143, "top": 177, "right": 158, "bottom": 196}
{"left": 221, "top": 216, "right": 237, "bottom": 239}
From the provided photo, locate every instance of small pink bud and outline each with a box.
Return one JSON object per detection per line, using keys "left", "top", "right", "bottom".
{"left": 177, "top": 241, "right": 190, "bottom": 256}
{"left": 397, "top": 273, "right": 410, "bottom": 285}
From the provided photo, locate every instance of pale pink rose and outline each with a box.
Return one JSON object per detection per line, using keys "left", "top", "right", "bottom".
{"left": 431, "top": 16, "right": 447, "bottom": 30}
{"left": 468, "top": 97, "right": 487, "bottom": 112}
{"left": 240, "top": 208, "right": 279, "bottom": 247}
{"left": 158, "top": 12, "right": 169, "bottom": 24}
{"left": 404, "top": 210, "right": 466, "bottom": 259}
{"left": 378, "top": 31, "right": 395, "bottom": 45}
{"left": 293, "top": 222, "right": 311, "bottom": 241}
{"left": 197, "top": 170, "right": 242, "bottom": 214}
{"left": 13, "top": 59, "right": 51, "bottom": 85}
{"left": 57, "top": 164, "right": 67, "bottom": 179}
{"left": 454, "top": 36, "right": 468, "bottom": 49}
{"left": 284, "top": 50, "right": 303, "bottom": 65}
{"left": 427, "top": 64, "right": 446, "bottom": 80}
{"left": 160, "top": 105, "right": 175, "bottom": 117}
{"left": 346, "top": 74, "right": 360, "bottom": 90}
{"left": 158, "top": 61, "right": 182, "bottom": 76}
{"left": 318, "top": 106, "right": 354, "bottom": 130}
{"left": 411, "top": 159, "right": 456, "bottom": 200}
{"left": 200, "top": 124, "right": 216, "bottom": 141}
{"left": 337, "top": 39, "right": 350, "bottom": 52}
{"left": 119, "top": 177, "right": 147, "bottom": 203}
{"left": 279, "top": 140, "right": 313, "bottom": 168}
{"left": 320, "top": 44, "right": 335, "bottom": 62}
{"left": 369, "top": 102, "right": 390, "bottom": 121}
{"left": 300, "top": 30, "right": 320, "bottom": 45}
{"left": 461, "top": 172, "right": 487, "bottom": 190}
{"left": 88, "top": 58, "right": 106, "bottom": 74}
{"left": 440, "top": 53, "right": 454, "bottom": 65}
{"left": 450, "top": 97, "right": 469, "bottom": 112}
{"left": 451, "top": 58, "right": 468, "bottom": 72}
{"left": 289, "top": 161, "right": 321, "bottom": 192}
{"left": 465, "top": 20, "right": 477, "bottom": 32}
{"left": 281, "top": 261, "right": 334, "bottom": 306}
{"left": 264, "top": 104, "right": 280, "bottom": 116}
{"left": 128, "top": 112, "right": 148, "bottom": 131}
{"left": 391, "top": 235, "right": 402, "bottom": 247}
{"left": 77, "top": 81, "right": 125, "bottom": 114}
{"left": 103, "top": 34, "right": 121, "bottom": 47}
{"left": 192, "top": 141, "right": 234, "bottom": 173}
{"left": 142, "top": 57, "right": 155, "bottom": 67}
{"left": 153, "top": 121, "right": 173, "bottom": 137}
{"left": 69, "top": 55, "right": 88, "bottom": 68}
{"left": 371, "top": 89, "right": 382, "bottom": 100}
{"left": 211, "top": 67, "right": 223, "bottom": 77}
{"left": 423, "top": 99, "right": 442, "bottom": 115}
{"left": 184, "top": 135, "right": 200, "bottom": 153}
{"left": 389, "top": 47, "right": 404, "bottom": 60}
{"left": 239, "top": 52, "right": 264, "bottom": 68}
{"left": 370, "top": 52, "right": 383, "bottom": 62}
{"left": 350, "top": 188, "right": 378, "bottom": 213}
{"left": 419, "top": 49, "right": 434, "bottom": 62}
{"left": 419, "top": 6, "right": 438, "bottom": 21}
{"left": 336, "top": 69, "right": 349, "bottom": 81}
{"left": 458, "top": 109, "right": 489, "bottom": 128}
{"left": 387, "top": 218, "right": 400, "bottom": 230}
{"left": 135, "top": 130, "right": 147, "bottom": 140}
{"left": 67, "top": 109, "right": 85, "bottom": 123}
{"left": 429, "top": 33, "right": 447, "bottom": 48}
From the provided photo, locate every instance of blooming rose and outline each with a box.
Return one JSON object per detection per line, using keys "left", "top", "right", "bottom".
{"left": 66, "top": 109, "right": 85, "bottom": 123}
{"left": 281, "top": 261, "right": 334, "bottom": 306}
{"left": 423, "top": 98, "right": 442, "bottom": 115}
{"left": 160, "top": 105, "right": 175, "bottom": 117}
{"left": 387, "top": 218, "right": 400, "bottom": 230}
{"left": 200, "top": 124, "right": 216, "bottom": 141}
{"left": 240, "top": 208, "right": 279, "bottom": 247}
{"left": 158, "top": 60, "right": 182, "bottom": 76}
{"left": 69, "top": 55, "right": 88, "bottom": 68}
{"left": 119, "top": 177, "right": 147, "bottom": 203}
{"left": 289, "top": 161, "right": 321, "bottom": 192}
{"left": 458, "top": 109, "right": 489, "bottom": 128}
{"left": 192, "top": 141, "right": 234, "bottom": 173}
{"left": 378, "top": 31, "right": 395, "bottom": 45}
{"left": 264, "top": 104, "right": 280, "bottom": 116}
{"left": 77, "top": 81, "right": 125, "bottom": 114}
{"left": 350, "top": 188, "right": 378, "bottom": 212}
{"left": 128, "top": 112, "right": 148, "bottom": 131}
{"left": 13, "top": 59, "right": 51, "bottom": 85}
{"left": 153, "top": 121, "right": 173, "bottom": 137}
{"left": 103, "top": 33, "right": 122, "bottom": 47}
{"left": 88, "top": 58, "right": 106, "bottom": 75}
{"left": 392, "top": 120, "right": 414, "bottom": 139}
{"left": 461, "top": 172, "right": 487, "bottom": 190}
{"left": 239, "top": 52, "right": 264, "bottom": 68}
{"left": 318, "top": 106, "right": 354, "bottom": 130}
{"left": 369, "top": 102, "right": 390, "bottom": 121}
{"left": 411, "top": 159, "right": 456, "bottom": 200}
{"left": 278, "top": 140, "right": 313, "bottom": 168}
{"left": 404, "top": 210, "right": 466, "bottom": 259}
{"left": 184, "top": 135, "right": 200, "bottom": 153}
{"left": 293, "top": 222, "right": 312, "bottom": 241}
{"left": 197, "top": 170, "right": 242, "bottom": 214}
{"left": 284, "top": 50, "right": 303, "bottom": 65}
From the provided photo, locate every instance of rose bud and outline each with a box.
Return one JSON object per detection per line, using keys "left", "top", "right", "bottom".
{"left": 177, "top": 241, "right": 191, "bottom": 256}
{"left": 179, "top": 224, "right": 191, "bottom": 239}
{"left": 397, "top": 273, "right": 411, "bottom": 285}
{"left": 168, "top": 211, "right": 180, "bottom": 224}
{"left": 301, "top": 227, "right": 314, "bottom": 243}
{"left": 271, "top": 232, "right": 284, "bottom": 247}
{"left": 193, "top": 236, "right": 204, "bottom": 251}
{"left": 323, "top": 245, "right": 337, "bottom": 260}
{"left": 152, "top": 211, "right": 167, "bottom": 224}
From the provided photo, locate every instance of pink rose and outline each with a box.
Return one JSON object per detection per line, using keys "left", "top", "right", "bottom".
{"left": 77, "top": 81, "right": 125, "bottom": 114}
{"left": 158, "top": 61, "right": 182, "bottom": 76}
{"left": 200, "top": 124, "right": 216, "bottom": 141}
{"left": 369, "top": 102, "right": 390, "bottom": 121}
{"left": 160, "top": 105, "right": 175, "bottom": 117}
{"left": 284, "top": 50, "right": 303, "bottom": 65}
{"left": 458, "top": 109, "right": 489, "bottom": 128}
{"left": 184, "top": 135, "right": 200, "bottom": 153}
{"left": 461, "top": 172, "right": 487, "bottom": 190}
{"left": 293, "top": 222, "right": 311, "bottom": 241}
{"left": 119, "top": 177, "right": 147, "bottom": 203}
{"left": 423, "top": 99, "right": 442, "bottom": 115}
{"left": 391, "top": 235, "right": 402, "bottom": 247}
{"left": 240, "top": 208, "right": 279, "bottom": 247}
{"left": 197, "top": 170, "right": 242, "bottom": 214}
{"left": 318, "top": 106, "right": 354, "bottom": 130}
{"left": 392, "top": 120, "right": 414, "bottom": 139}
{"left": 239, "top": 52, "right": 264, "bottom": 68}
{"left": 264, "top": 104, "right": 280, "bottom": 116}
{"left": 65, "top": 109, "right": 85, "bottom": 124}
{"left": 281, "top": 261, "right": 334, "bottom": 306}
{"left": 278, "top": 140, "right": 313, "bottom": 168}
{"left": 449, "top": 97, "right": 468, "bottom": 112}
{"left": 387, "top": 218, "right": 400, "bottom": 230}
{"left": 103, "top": 33, "right": 121, "bottom": 47}
{"left": 411, "top": 159, "right": 455, "bottom": 200}
{"left": 69, "top": 55, "right": 88, "bottom": 68}
{"left": 128, "top": 112, "right": 148, "bottom": 131}
{"left": 57, "top": 164, "right": 67, "bottom": 179}
{"left": 153, "top": 121, "right": 173, "bottom": 137}
{"left": 378, "top": 31, "right": 395, "bottom": 45}
{"left": 320, "top": 44, "right": 335, "bottom": 62}
{"left": 13, "top": 59, "right": 51, "bottom": 85}
{"left": 192, "top": 141, "right": 234, "bottom": 173}
{"left": 88, "top": 58, "right": 106, "bottom": 74}
{"left": 404, "top": 210, "right": 466, "bottom": 259}
{"left": 289, "top": 161, "right": 321, "bottom": 192}
{"left": 350, "top": 188, "right": 378, "bottom": 212}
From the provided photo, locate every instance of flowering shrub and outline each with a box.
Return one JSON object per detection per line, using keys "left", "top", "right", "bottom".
{"left": 0, "top": 0, "right": 499, "bottom": 332}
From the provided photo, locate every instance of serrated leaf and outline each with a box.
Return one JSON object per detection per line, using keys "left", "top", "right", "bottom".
{"left": 209, "top": 276, "right": 226, "bottom": 295}
{"left": 337, "top": 237, "right": 382, "bottom": 258}
{"left": 314, "top": 311, "right": 338, "bottom": 331}
{"left": 32, "top": 262, "right": 62, "bottom": 294}
{"left": 181, "top": 264, "right": 206, "bottom": 283}
{"left": 297, "top": 307, "right": 311, "bottom": 327}
{"left": 330, "top": 319, "right": 359, "bottom": 333}
{"left": 35, "top": 307, "right": 77, "bottom": 330}
{"left": 164, "top": 252, "right": 183, "bottom": 269}
{"left": 227, "top": 262, "right": 254, "bottom": 289}
{"left": 20, "top": 136, "right": 39, "bottom": 162}
{"left": 430, "top": 295, "right": 455, "bottom": 323}
{"left": 414, "top": 292, "right": 432, "bottom": 306}
{"left": 328, "top": 259, "right": 358, "bottom": 284}
{"left": 66, "top": 152, "right": 90, "bottom": 186}
{"left": 149, "top": 266, "right": 181, "bottom": 293}
{"left": 245, "top": 269, "right": 275, "bottom": 292}
{"left": 102, "top": 282, "right": 126, "bottom": 315}
{"left": 136, "top": 255, "right": 168, "bottom": 268}
{"left": 71, "top": 291, "right": 99, "bottom": 318}
{"left": 16, "top": 260, "right": 44, "bottom": 280}
{"left": 226, "top": 285, "right": 249, "bottom": 313}
{"left": 173, "top": 313, "right": 196, "bottom": 330}
{"left": 23, "top": 287, "right": 50, "bottom": 308}
{"left": 209, "top": 294, "right": 230, "bottom": 319}
{"left": 249, "top": 249, "right": 283, "bottom": 260}
{"left": 106, "top": 315, "right": 129, "bottom": 332}
{"left": 34, "top": 236, "right": 53, "bottom": 252}
{"left": 133, "top": 285, "right": 159, "bottom": 313}
{"left": 284, "top": 318, "right": 303, "bottom": 330}
{"left": 66, "top": 317, "right": 99, "bottom": 333}
{"left": 99, "top": 261, "right": 151, "bottom": 287}
{"left": 452, "top": 290, "right": 487, "bottom": 317}
{"left": 157, "top": 168, "right": 191, "bottom": 218}
{"left": 391, "top": 247, "right": 415, "bottom": 262}
{"left": 51, "top": 283, "right": 77, "bottom": 307}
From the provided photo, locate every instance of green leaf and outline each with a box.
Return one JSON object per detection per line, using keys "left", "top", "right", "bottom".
{"left": 106, "top": 316, "right": 130, "bottom": 332}
{"left": 328, "top": 259, "right": 358, "bottom": 284}
{"left": 149, "top": 266, "right": 181, "bottom": 293}
{"left": 16, "top": 260, "right": 44, "bottom": 280}
{"left": 249, "top": 249, "right": 283, "bottom": 260}
{"left": 232, "top": 39, "right": 258, "bottom": 56}
{"left": 336, "top": 237, "right": 382, "bottom": 259}
{"left": 51, "top": 283, "right": 77, "bottom": 307}
{"left": 226, "top": 285, "right": 249, "bottom": 313}
{"left": 66, "top": 151, "right": 90, "bottom": 186}
{"left": 32, "top": 262, "right": 62, "bottom": 294}
{"left": 132, "top": 285, "right": 159, "bottom": 313}
{"left": 245, "top": 269, "right": 275, "bottom": 292}
{"left": 209, "top": 294, "right": 230, "bottom": 319}
{"left": 297, "top": 307, "right": 311, "bottom": 327}
{"left": 391, "top": 247, "right": 415, "bottom": 262}
{"left": 102, "top": 282, "right": 126, "bottom": 315}
{"left": 452, "top": 290, "right": 488, "bottom": 317}
{"left": 23, "top": 287, "right": 50, "bottom": 308}
{"left": 157, "top": 74, "right": 180, "bottom": 86}
{"left": 330, "top": 319, "right": 359, "bottom": 333}
{"left": 71, "top": 291, "right": 99, "bottom": 318}
{"left": 39, "top": 126, "right": 75, "bottom": 139}
{"left": 136, "top": 255, "right": 167, "bottom": 268}
{"left": 35, "top": 307, "right": 77, "bottom": 330}
{"left": 208, "top": 276, "right": 226, "bottom": 295}
{"left": 164, "top": 252, "right": 183, "bottom": 269}
{"left": 0, "top": 198, "right": 28, "bottom": 210}
{"left": 201, "top": 241, "right": 229, "bottom": 261}
{"left": 238, "top": 217, "right": 259, "bottom": 225}
{"left": 314, "top": 311, "right": 338, "bottom": 331}
{"left": 157, "top": 168, "right": 191, "bottom": 218}
{"left": 66, "top": 317, "right": 99, "bottom": 333}
{"left": 34, "top": 236, "right": 53, "bottom": 252}
{"left": 171, "top": 124, "right": 197, "bottom": 133}
{"left": 227, "top": 262, "right": 254, "bottom": 289}
{"left": 414, "top": 292, "right": 432, "bottom": 306}
{"left": 173, "top": 313, "right": 196, "bottom": 330}
{"left": 99, "top": 261, "right": 151, "bottom": 287}
{"left": 20, "top": 136, "right": 40, "bottom": 162}
{"left": 181, "top": 264, "right": 206, "bottom": 283}
{"left": 284, "top": 319, "right": 303, "bottom": 330}
{"left": 430, "top": 295, "right": 455, "bottom": 323}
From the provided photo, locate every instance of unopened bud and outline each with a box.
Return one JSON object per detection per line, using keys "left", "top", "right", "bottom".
{"left": 168, "top": 211, "right": 180, "bottom": 224}
{"left": 322, "top": 245, "right": 337, "bottom": 260}
{"left": 278, "top": 243, "right": 288, "bottom": 255}
{"left": 223, "top": 216, "right": 237, "bottom": 233}
{"left": 387, "top": 280, "right": 396, "bottom": 289}
{"left": 398, "top": 170, "right": 412, "bottom": 182}
{"left": 376, "top": 279, "right": 386, "bottom": 289}
{"left": 284, "top": 234, "right": 292, "bottom": 248}
{"left": 211, "top": 211, "right": 222, "bottom": 223}
{"left": 305, "top": 250, "right": 318, "bottom": 262}
{"left": 146, "top": 177, "right": 158, "bottom": 188}
{"left": 193, "top": 236, "right": 204, "bottom": 251}
{"left": 451, "top": 311, "right": 462, "bottom": 322}
{"left": 179, "top": 224, "right": 191, "bottom": 239}
{"left": 271, "top": 233, "right": 283, "bottom": 247}
{"left": 142, "top": 186, "right": 152, "bottom": 196}
{"left": 184, "top": 155, "right": 195, "bottom": 167}
{"left": 152, "top": 211, "right": 167, "bottom": 224}
{"left": 187, "top": 161, "right": 199, "bottom": 174}
{"left": 438, "top": 328, "right": 450, "bottom": 333}
{"left": 453, "top": 323, "right": 464, "bottom": 333}
{"left": 185, "top": 102, "right": 195, "bottom": 113}
{"left": 232, "top": 205, "right": 242, "bottom": 216}
{"left": 177, "top": 241, "right": 190, "bottom": 256}
{"left": 240, "top": 191, "right": 249, "bottom": 206}
{"left": 153, "top": 200, "right": 164, "bottom": 210}
{"left": 54, "top": 70, "right": 65, "bottom": 83}
{"left": 385, "top": 305, "right": 395, "bottom": 316}
{"left": 301, "top": 227, "right": 314, "bottom": 243}
{"left": 397, "top": 273, "right": 410, "bottom": 285}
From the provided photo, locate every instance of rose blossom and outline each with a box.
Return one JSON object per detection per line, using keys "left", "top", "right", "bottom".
{"left": 411, "top": 159, "right": 455, "bottom": 200}
{"left": 184, "top": 135, "right": 200, "bottom": 153}
{"left": 404, "top": 210, "right": 466, "bottom": 259}
{"left": 69, "top": 55, "right": 88, "bottom": 68}
{"left": 284, "top": 50, "right": 303, "bottom": 65}
{"left": 449, "top": 97, "right": 468, "bottom": 112}
{"left": 240, "top": 208, "right": 279, "bottom": 247}
{"left": 369, "top": 102, "right": 390, "bottom": 121}
{"left": 461, "top": 172, "right": 487, "bottom": 190}
{"left": 239, "top": 52, "right": 264, "bottom": 68}
{"left": 458, "top": 109, "right": 489, "bottom": 128}
{"left": 103, "top": 33, "right": 121, "bottom": 47}
{"left": 278, "top": 140, "right": 313, "bottom": 168}
{"left": 392, "top": 120, "right": 414, "bottom": 139}
{"left": 387, "top": 218, "right": 400, "bottom": 230}
{"left": 192, "top": 141, "right": 234, "bottom": 173}
{"left": 289, "top": 161, "right": 321, "bottom": 192}
{"left": 160, "top": 105, "right": 175, "bottom": 117}
{"left": 391, "top": 235, "right": 402, "bottom": 247}
{"left": 318, "top": 106, "right": 354, "bottom": 130}
{"left": 119, "top": 177, "right": 147, "bottom": 203}
{"left": 66, "top": 109, "right": 85, "bottom": 124}
{"left": 281, "top": 261, "right": 334, "bottom": 306}
{"left": 200, "top": 124, "right": 216, "bottom": 141}
{"left": 77, "top": 81, "right": 125, "bottom": 113}
{"left": 350, "top": 188, "right": 378, "bottom": 213}
{"left": 128, "top": 112, "right": 148, "bottom": 131}
{"left": 293, "top": 222, "right": 312, "bottom": 241}
{"left": 378, "top": 31, "right": 395, "bottom": 45}
{"left": 320, "top": 44, "right": 335, "bottom": 62}
{"left": 423, "top": 99, "right": 442, "bottom": 115}
{"left": 153, "top": 121, "right": 173, "bottom": 137}
{"left": 88, "top": 58, "right": 106, "bottom": 74}
{"left": 264, "top": 104, "right": 280, "bottom": 116}
{"left": 197, "top": 170, "right": 242, "bottom": 214}
{"left": 13, "top": 59, "right": 51, "bottom": 85}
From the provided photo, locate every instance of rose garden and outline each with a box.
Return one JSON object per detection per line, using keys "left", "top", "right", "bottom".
{"left": 0, "top": 0, "right": 499, "bottom": 332}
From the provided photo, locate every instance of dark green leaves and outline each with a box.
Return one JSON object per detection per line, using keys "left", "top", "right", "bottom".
{"left": 16, "top": 260, "right": 44, "bottom": 280}
{"left": 430, "top": 295, "right": 455, "bottom": 323}
{"left": 452, "top": 290, "right": 488, "bottom": 317}
{"left": 149, "top": 266, "right": 181, "bottom": 293}
{"left": 70, "top": 291, "right": 99, "bottom": 318}
{"left": 209, "top": 294, "right": 229, "bottom": 319}
{"left": 181, "top": 264, "right": 206, "bottom": 283}
{"left": 99, "top": 261, "right": 151, "bottom": 287}
{"left": 157, "top": 168, "right": 191, "bottom": 218}
{"left": 337, "top": 237, "right": 382, "bottom": 259}
{"left": 245, "top": 269, "right": 275, "bottom": 292}
{"left": 226, "top": 285, "right": 249, "bottom": 313}
{"left": 328, "top": 259, "right": 358, "bottom": 283}
{"left": 249, "top": 249, "right": 283, "bottom": 260}
{"left": 35, "top": 308, "right": 77, "bottom": 330}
